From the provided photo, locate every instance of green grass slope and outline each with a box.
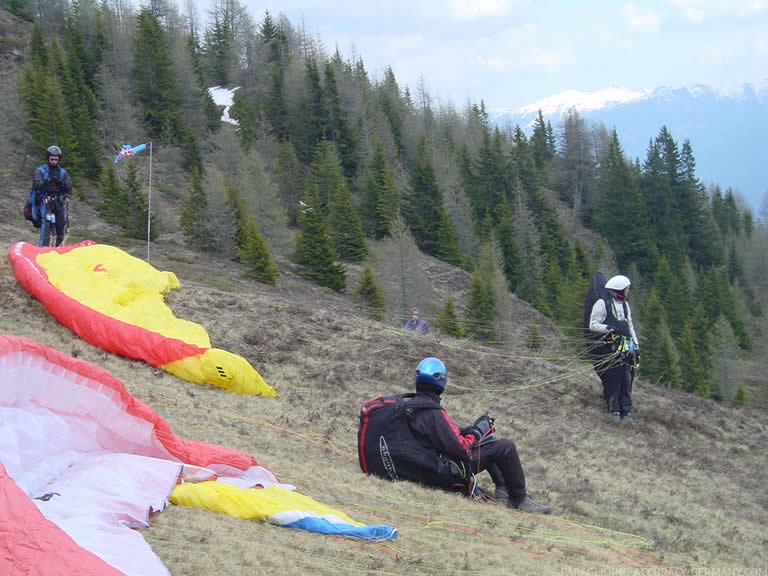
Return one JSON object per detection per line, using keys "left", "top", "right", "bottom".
{"left": 0, "top": 211, "right": 765, "bottom": 575}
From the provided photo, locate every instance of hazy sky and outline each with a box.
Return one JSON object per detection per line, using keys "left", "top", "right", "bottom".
{"left": 204, "top": 0, "right": 768, "bottom": 112}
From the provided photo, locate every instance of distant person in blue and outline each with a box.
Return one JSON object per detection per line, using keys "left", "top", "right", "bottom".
{"left": 404, "top": 308, "right": 429, "bottom": 333}
{"left": 30, "top": 145, "right": 73, "bottom": 246}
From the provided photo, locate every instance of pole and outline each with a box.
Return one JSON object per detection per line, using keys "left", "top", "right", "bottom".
{"left": 146, "top": 141, "right": 153, "bottom": 263}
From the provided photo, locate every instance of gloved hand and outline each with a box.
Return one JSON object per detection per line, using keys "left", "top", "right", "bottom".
{"left": 607, "top": 322, "right": 631, "bottom": 338}
{"left": 46, "top": 178, "right": 62, "bottom": 194}
{"left": 466, "top": 413, "right": 495, "bottom": 441}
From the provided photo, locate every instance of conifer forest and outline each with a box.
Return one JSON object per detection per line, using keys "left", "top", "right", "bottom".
{"left": 1, "top": 0, "right": 766, "bottom": 408}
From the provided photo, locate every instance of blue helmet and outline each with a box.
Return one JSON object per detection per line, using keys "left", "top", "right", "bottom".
{"left": 415, "top": 357, "right": 447, "bottom": 391}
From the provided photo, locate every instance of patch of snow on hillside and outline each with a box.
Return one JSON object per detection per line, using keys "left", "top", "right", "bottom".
{"left": 208, "top": 86, "right": 239, "bottom": 125}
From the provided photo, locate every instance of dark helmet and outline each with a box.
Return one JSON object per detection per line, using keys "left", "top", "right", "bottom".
{"left": 415, "top": 357, "right": 447, "bottom": 391}
{"left": 46, "top": 145, "right": 62, "bottom": 159}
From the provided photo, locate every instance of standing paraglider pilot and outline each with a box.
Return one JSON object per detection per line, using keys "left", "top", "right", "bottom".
{"left": 407, "top": 357, "right": 551, "bottom": 513}
{"left": 588, "top": 275, "right": 640, "bottom": 422}
{"left": 31, "top": 145, "right": 73, "bottom": 246}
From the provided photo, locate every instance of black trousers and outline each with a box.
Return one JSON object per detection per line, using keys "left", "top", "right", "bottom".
{"left": 471, "top": 438, "right": 526, "bottom": 500}
{"left": 600, "top": 363, "right": 633, "bottom": 414}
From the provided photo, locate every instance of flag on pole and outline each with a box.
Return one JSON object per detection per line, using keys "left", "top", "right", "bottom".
{"left": 114, "top": 143, "right": 148, "bottom": 164}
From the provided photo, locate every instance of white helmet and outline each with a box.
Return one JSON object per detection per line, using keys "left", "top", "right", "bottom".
{"left": 605, "top": 275, "right": 631, "bottom": 291}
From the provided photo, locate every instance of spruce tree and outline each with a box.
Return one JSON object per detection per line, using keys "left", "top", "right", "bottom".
{"left": 435, "top": 211, "right": 463, "bottom": 267}
{"left": 237, "top": 216, "right": 279, "bottom": 286}
{"left": 323, "top": 60, "right": 358, "bottom": 179}
{"left": 677, "top": 323, "right": 710, "bottom": 397}
{"left": 595, "top": 131, "right": 658, "bottom": 275}
{"left": 121, "top": 162, "right": 156, "bottom": 241}
{"left": 97, "top": 163, "right": 129, "bottom": 224}
{"left": 276, "top": 141, "right": 303, "bottom": 226}
{"left": 710, "top": 315, "right": 741, "bottom": 403}
{"left": 294, "top": 185, "right": 347, "bottom": 292}
{"left": 435, "top": 297, "right": 464, "bottom": 338}
{"left": 641, "top": 288, "right": 681, "bottom": 388}
{"left": 403, "top": 137, "right": 455, "bottom": 261}
{"left": 224, "top": 182, "right": 247, "bottom": 256}
{"left": 133, "top": 8, "right": 186, "bottom": 146}
{"left": 464, "top": 272, "right": 497, "bottom": 343}
{"left": 329, "top": 181, "right": 369, "bottom": 263}
{"left": 353, "top": 265, "right": 385, "bottom": 320}
{"left": 20, "top": 27, "right": 75, "bottom": 172}
{"left": 653, "top": 256, "right": 689, "bottom": 340}
{"left": 180, "top": 168, "right": 214, "bottom": 251}
{"left": 63, "top": 12, "right": 102, "bottom": 178}
{"left": 364, "top": 140, "right": 399, "bottom": 239}
{"left": 731, "top": 385, "right": 748, "bottom": 408}
{"left": 309, "top": 141, "right": 368, "bottom": 262}
{"left": 229, "top": 89, "right": 261, "bottom": 150}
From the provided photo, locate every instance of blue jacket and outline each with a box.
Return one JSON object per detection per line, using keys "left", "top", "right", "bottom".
{"left": 32, "top": 163, "right": 73, "bottom": 201}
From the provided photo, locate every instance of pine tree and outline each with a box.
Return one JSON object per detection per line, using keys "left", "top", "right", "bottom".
{"left": 526, "top": 325, "right": 542, "bottom": 351}
{"left": 653, "top": 256, "right": 689, "bottom": 340}
{"left": 276, "top": 141, "right": 303, "bottom": 226}
{"left": 710, "top": 314, "right": 741, "bottom": 403}
{"left": 531, "top": 110, "right": 554, "bottom": 172}
{"left": 133, "top": 8, "right": 185, "bottom": 145}
{"left": 557, "top": 109, "right": 595, "bottom": 222}
{"left": 62, "top": 13, "right": 101, "bottom": 180}
{"left": 641, "top": 288, "right": 681, "bottom": 388}
{"left": 323, "top": 60, "right": 358, "bottom": 179}
{"left": 180, "top": 168, "right": 214, "bottom": 251}
{"left": 237, "top": 216, "right": 279, "bottom": 286}
{"left": 20, "top": 26, "right": 76, "bottom": 172}
{"left": 329, "top": 181, "right": 369, "bottom": 263}
{"left": 202, "top": 5, "right": 234, "bottom": 86}
{"left": 595, "top": 131, "right": 658, "bottom": 275}
{"left": 294, "top": 185, "right": 347, "bottom": 292}
{"left": 229, "top": 88, "right": 261, "bottom": 150}
{"left": 265, "top": 64, "right": 288, "bottom": 140}
{"left": 676, "top": 323, "right": 710, "bottom": 397}
{"left": 468, "top": 130, "right": 508, "bottom": 226}
{"left": 434, "top": 210, "right": 463, "bottom": 267}
{"left": 353, "top": 265, "right": 385, "bottom": 320}
{"left": 435, "top": 297, "right": 464, "bottom": 338}
{"left": 640, "top": 129, "right": 687, "bottom": 270}
{"left": 464, "top": 272, "right": 497, "bottom": 343}
{"left": 364, "top": 140, "right": 399, "bottom": 239}
{"left": 224, "top": 182, "right": 247, "bottom": 255}
{"left": 403, "top": 137, "right": 455, "bottom": 259}
{"left": 121, "top": 162, "right": 156, "bottom": 241}
{"left": 309, "top": 141, "right": 368, "bottom": 262}
{"left": 731, "top": 385, "right": 748, "bottom": 408}
{"left": 97, "top": 163, "right": 129, "bottom": 224}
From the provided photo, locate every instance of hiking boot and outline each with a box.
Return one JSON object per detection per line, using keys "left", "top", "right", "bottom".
{"left": 510, "top": 494, "right": 552, "bottom": 514}
{"left": 493, "top": 486, "right": 509, "bottom": 502}
{"left": 613, "top": 411, "right": 622, "bottom": 422}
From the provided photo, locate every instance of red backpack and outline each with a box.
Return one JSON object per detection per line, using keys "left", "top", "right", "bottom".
{"left": 357, "top": 393, "right": 470, "bottom": 491}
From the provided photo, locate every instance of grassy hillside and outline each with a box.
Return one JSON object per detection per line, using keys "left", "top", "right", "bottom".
{"left": 1, "top": 9, "right": 766, "bottom": 574}
{"left": 1, "top": 190, "right": 767, "bottom": 575}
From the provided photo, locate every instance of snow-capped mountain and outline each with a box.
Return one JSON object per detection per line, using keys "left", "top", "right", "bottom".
{"left": 493, "top": 83, "right": 768, "bottom": 211}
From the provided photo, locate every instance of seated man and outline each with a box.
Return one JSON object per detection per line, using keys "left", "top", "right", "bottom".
{"left": 407, "top": 357, "right": 551, "bottom": 514}
{"left": 403, "top": 308, "right": 429, "bottom": 333}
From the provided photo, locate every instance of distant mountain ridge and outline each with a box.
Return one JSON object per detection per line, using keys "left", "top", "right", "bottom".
{"left": 493, "top": 83, "right": 768, "bottom": 211}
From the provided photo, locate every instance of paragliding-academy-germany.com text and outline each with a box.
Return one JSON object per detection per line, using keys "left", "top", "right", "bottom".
{"left": 560, "top": 567, "right": 768, "bottom": 576}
